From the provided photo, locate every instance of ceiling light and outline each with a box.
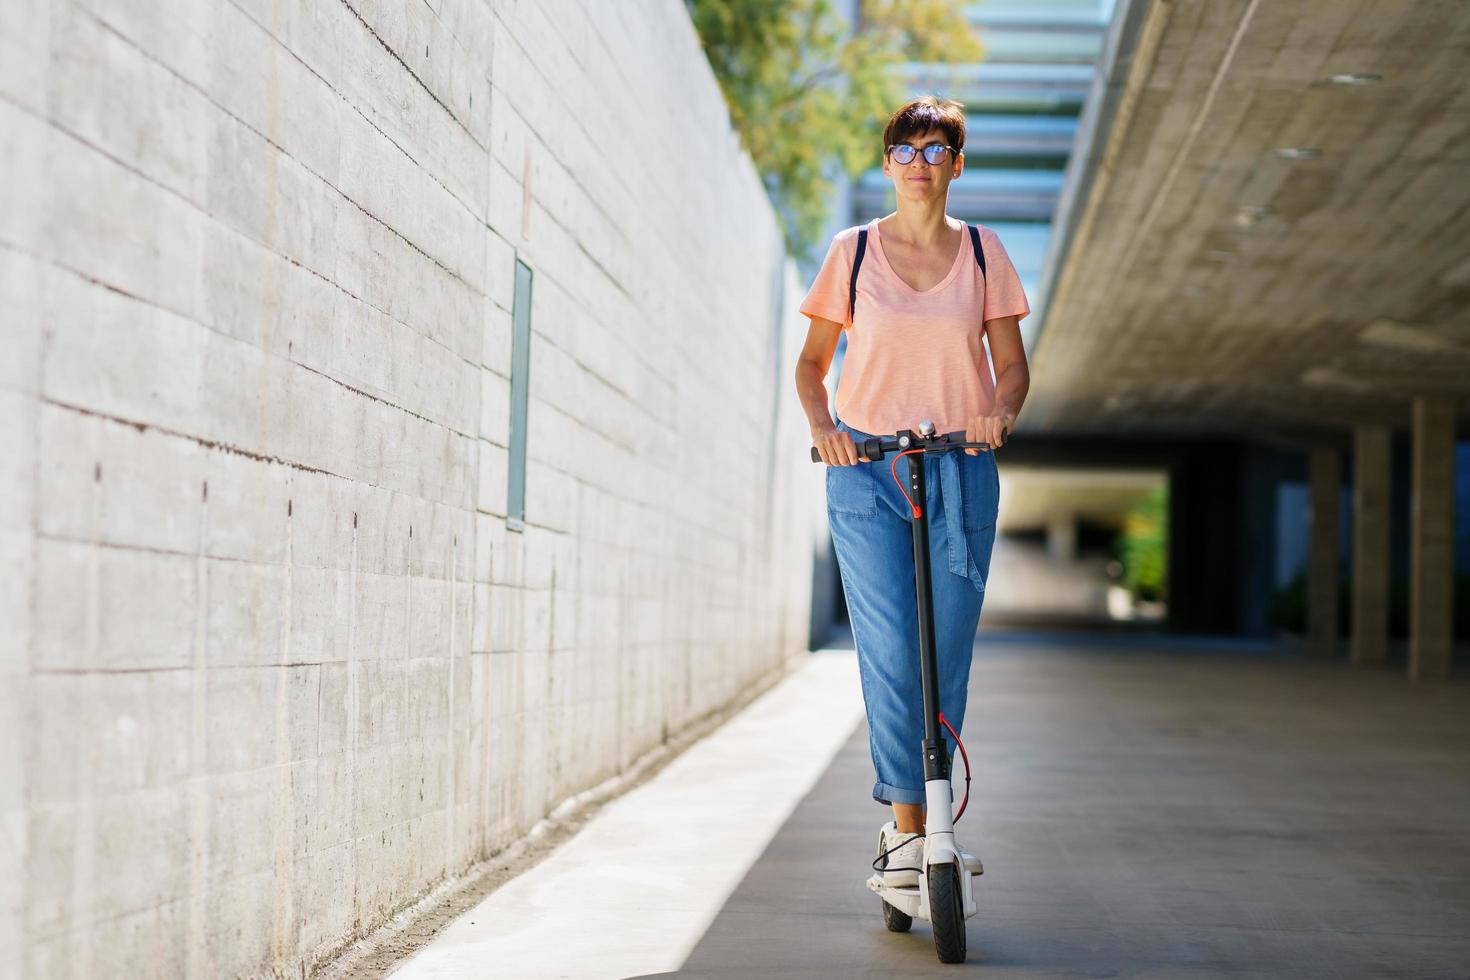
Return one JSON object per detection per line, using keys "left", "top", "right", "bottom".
{"left": 1273, "top": 147, "right": 1322, "bottom": 160}
{"left": 1301, "top": 365, "right": 1373, "bottom": 392}
{"left": 1233, "top": 204, "right": 1272, "bottom": 227}
{"left": 1357, "top": 319, "right": 1468, "bottom": 356}
{"left": 1326, "top": 73, "right": 1381, "bottom": 86}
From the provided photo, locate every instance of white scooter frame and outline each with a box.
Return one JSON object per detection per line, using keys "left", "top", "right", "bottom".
{"left": 864, "top": 779, "right": 984, "bottom": 919}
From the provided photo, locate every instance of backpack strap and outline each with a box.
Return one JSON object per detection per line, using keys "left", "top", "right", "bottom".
{"left": 968, "top": 223, "right": 987, "bottom": 280}
{"left": 848, "top": 227, "right": 868, "bottom": 323}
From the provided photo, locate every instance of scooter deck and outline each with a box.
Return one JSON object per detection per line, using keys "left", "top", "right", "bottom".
{"left": 866, "top": 849, "right": 984, "bottom": 922}
{"left": 865, "top": 850, "right": 983, "bottom": 893}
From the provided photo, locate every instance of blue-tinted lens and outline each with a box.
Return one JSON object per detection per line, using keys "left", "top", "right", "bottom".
{"left": 890, "top": 144, "right": 917, "bottom": 164}
{"left": 922, "top": 145, "right": 950, "bottom": 164}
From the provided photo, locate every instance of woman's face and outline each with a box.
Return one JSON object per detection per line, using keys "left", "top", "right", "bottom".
{"left": 882, "top": 127, "right": 963, "bottom": 204}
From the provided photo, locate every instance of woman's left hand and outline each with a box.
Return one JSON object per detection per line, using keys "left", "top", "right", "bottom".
{"left": 965, "top": 409, "right": 1015, "bottom": 455}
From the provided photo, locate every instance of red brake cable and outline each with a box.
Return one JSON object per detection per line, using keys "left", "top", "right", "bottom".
{"left": 938, "top": 710, "right": 972, "bottom": 823}
{"left": 889, "top": 448, "right": 928, "bottom": 518}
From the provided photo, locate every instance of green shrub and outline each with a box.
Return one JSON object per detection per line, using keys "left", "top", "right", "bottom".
{"left": 1114, "top": 484, "right": 1167, "bottom": 603}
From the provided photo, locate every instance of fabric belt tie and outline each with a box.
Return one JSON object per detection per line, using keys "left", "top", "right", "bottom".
{"left": 936, "top": 450, "right": 972, "bottom": 583}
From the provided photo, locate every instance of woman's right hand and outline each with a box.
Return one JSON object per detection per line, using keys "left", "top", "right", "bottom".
{"left": 811, "top": 423, "right": 863, "bottom": 466}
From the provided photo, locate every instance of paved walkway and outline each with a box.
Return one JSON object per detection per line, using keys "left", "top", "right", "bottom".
{"left": 392, "top": 630, "right": 1470, "bottom": 979}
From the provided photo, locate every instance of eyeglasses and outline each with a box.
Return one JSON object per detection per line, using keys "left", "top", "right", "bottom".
{"left": 888, "top": 143, "right": 956, "bottom": 166}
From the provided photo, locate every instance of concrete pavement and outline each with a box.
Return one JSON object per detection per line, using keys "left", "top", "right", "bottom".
{"left": 389, "top": 630, "right": 1470, "bottom": 978}
{"left": 384, "top": 649, "right": 866, "bottom": 979}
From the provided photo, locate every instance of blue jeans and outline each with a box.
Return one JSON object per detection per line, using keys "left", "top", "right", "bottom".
{"left": 826, "top": 417, "right": 998, "bottom": 806}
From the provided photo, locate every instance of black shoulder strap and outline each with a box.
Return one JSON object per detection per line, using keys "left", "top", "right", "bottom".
{"left": 968, "top": 223, "right": 987, "bottom": 279}
{"left": 848, "top": 228, "right": 868, "bottom": 322}
{"left": 850, "top": 224, "right": 983, "bottom": 322}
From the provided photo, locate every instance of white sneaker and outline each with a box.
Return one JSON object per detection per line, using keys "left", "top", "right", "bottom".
{"left": 880, "top": 824, "right": 925, "bottom": 888}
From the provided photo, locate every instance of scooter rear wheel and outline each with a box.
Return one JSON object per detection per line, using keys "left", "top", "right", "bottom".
{"left": 928, "top": 861, "right": 966, "bottom": 963}
{"left": 875, "top": 834, "right": 912, "bottom": 932}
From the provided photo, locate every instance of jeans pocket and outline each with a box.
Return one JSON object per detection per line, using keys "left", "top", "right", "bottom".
{"left": 959, "top": 449, "right": 999, "bottom": 532}
{"left": 826, "top": 460, "right": 877, "bottom": 517}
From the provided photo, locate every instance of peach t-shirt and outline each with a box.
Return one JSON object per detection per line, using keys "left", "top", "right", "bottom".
{"left": 800, "top": 217, "right": 1030, "bottom": 436}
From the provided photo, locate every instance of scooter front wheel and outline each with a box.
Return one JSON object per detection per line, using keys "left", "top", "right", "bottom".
{"left": 928, "top": 861, "right": 966, "bottom": 963}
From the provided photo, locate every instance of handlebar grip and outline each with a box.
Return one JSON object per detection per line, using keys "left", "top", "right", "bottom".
{"left": 808, "top": 444, "right": 875, "bottom": 463}
{"left": 810, "top": 442, "right": 876, "bottom": 463}
{"left": 811, "top": 435, "right": 882, "bottom": 463}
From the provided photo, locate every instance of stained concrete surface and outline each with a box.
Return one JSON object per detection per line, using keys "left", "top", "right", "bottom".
{"left": 644, "top": 630, "right": 1470, "bottom": 979}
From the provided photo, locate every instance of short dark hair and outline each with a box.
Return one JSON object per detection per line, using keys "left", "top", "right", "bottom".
{"left": 882, "top": 96, "right": 967, "bottom": 156}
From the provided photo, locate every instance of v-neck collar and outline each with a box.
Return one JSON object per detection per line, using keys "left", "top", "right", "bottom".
{"left": 868, "top": 217, "right": 968, "bottom": 295}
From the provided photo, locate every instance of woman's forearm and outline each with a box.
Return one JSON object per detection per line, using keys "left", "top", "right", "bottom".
{"left": 794, "top": 360, "right": 835, "bottom": 435}
{"left": 993, "top": 362, "right": 1030, "bottom": 421}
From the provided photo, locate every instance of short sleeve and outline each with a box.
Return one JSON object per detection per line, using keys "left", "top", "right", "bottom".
{"left": 979, "top": 228, "right": 1030, "bottom": 325}
{"left": 800, "top": 229, "right": 856, "bottom": 327}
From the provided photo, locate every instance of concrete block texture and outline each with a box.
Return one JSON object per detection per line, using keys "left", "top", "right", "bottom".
{"left": 2, "top": 0, "right": 821, "bottom": 976}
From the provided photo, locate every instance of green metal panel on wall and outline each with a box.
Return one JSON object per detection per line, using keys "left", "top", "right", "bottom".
{"left": 507, "top": 258, "right": 533, "bottom": 530}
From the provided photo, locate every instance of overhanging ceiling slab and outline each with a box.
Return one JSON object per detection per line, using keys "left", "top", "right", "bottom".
{"left": 1023, "top": 0, "right": 1470, "bottom": 439}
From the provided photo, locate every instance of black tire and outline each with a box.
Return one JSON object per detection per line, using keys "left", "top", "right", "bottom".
{"left": 876, "top": 835, "right": 913, "bottom": 932}
{"left": 928, "top": 861, "right": 966, "bottom": 963}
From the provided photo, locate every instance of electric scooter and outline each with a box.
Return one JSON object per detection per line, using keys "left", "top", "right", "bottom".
{"left": 811, "top": 419, "right": 999, "bottom": 964}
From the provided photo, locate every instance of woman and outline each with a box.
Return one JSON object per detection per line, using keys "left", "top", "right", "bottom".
{"left": 793, "top": 96, "right": 1031, "bottom": 879}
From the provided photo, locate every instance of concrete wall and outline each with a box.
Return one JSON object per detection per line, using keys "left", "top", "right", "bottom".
{"left": 0, "top": 0, "right": 820, "bottom": 975}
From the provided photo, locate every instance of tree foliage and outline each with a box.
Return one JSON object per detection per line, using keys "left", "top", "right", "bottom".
{"left": 688, "top": 0, "right": 983, "bottom": 254}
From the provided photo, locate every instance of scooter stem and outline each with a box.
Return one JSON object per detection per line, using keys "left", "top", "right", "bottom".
{"left": 902, "top": 428, "right": 951, "bottom": 797}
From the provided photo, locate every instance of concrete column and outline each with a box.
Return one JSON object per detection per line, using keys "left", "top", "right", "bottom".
{"left": 1306, "top": 447, "right": 1341, "bottom": 657}
{"left": 1046, "top": 512, "right": 1077, "bottom": 564}
{"left": 1409, "top": 397, "right": 1456, "bottom": 680}
{"left": 1350, "top": 426, "right": 1391, "bottom": 666}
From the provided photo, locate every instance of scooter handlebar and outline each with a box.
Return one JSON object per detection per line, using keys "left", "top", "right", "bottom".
{"left": 809, "top": 428, "right": 1001, "bottom": 463}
